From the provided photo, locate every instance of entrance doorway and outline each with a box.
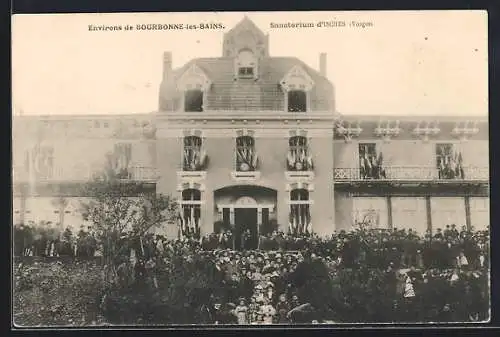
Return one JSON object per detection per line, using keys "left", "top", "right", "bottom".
{"left": 234, "top": 208, "right": 258, "bottom": 250}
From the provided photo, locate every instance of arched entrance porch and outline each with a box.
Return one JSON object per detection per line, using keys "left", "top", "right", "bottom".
{"left": 214, "top": 185, "right": 277, "bottom": 250}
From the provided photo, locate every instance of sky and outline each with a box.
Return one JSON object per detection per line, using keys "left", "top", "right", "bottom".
{"left": 12, "top": 11, "right": 488, "bottom": 116}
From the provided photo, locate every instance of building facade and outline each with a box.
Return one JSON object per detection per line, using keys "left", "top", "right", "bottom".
{"left": 12, "top": 17, "right": 489, "bottom": 241}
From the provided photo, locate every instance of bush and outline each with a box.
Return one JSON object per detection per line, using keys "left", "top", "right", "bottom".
{"left": 13, "top": 257, "right": 104, "bottom": 327}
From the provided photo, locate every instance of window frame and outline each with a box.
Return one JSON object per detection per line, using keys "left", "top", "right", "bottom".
{"left": 235, "top": 135, "right": 257, "bottom": 172}
{"left": 287, "top": 90, "right": 308, "bottom": 113}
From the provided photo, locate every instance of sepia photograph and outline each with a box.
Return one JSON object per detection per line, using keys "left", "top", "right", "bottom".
{"left": 11, "top": 10, "right": 489, "bottom": 327}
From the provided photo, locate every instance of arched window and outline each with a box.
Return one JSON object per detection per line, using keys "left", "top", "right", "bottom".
{"left": 180, "top": 188, "right": 202, "bottom": 238}
{"left": 236, "top": 49, "right": 256, "bottom": 79}
{"left": 182, "top": 188, "right": 201, "bottom": 201}
{"left": 183, "top": 136, "right": 205, "bottom": 171}
{"left": 287, "top": 136, "right": 312, "bottom": 171}
{"left": 288, "top": 90, "right": 307, "bottom": 112}
{"left": 235, "top": 136, "right": 258, "bottom": 172}
{"left": 184, "top": 89, "right": 204, "bottom": 112}
{"left": 289, "top": 188, "right": 312, "bottom": 235}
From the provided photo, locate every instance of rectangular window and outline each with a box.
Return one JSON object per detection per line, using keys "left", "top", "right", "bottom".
{"left": 113, "top": 143, "right": 132, "bottom": 179}
{"left": 287, "top": 90, "right": 307, "bottom": 112}
{"left": 359, "top": 143, "right": 381, "bottom": 179}
{"left": 436, "top": 143, "right": 464, "bottom": 179}
{"left": 236, "top": 136, "right": 257, "bottom": 172}
{"left": 183, "top": 136, "right": 204, "bottom": 171}
{"left": 184, "top": 89, "right": 204, "bottom": 112}
{"left": 238, "top": 67, "right": 254, "bottom": 78}
{"left": 288, "top": 136, "right": 311, "bottom": 171}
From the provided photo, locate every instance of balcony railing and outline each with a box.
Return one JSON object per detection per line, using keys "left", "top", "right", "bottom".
{"left": 334, "top": 166, "right": 489, "bottom": 182}
{"left": 12, "top": 165, "right": 159, "bottom": 183}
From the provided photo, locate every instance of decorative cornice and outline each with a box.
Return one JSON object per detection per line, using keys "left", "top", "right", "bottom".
{"left": 157, "top": 128, "right": 334, "bottom": 138}
{"left": 285, "top": 181, "right": 314, "bottom": 192}
{"left": 374, "top": 119, "right": 401, "bottom": 142}
{"left": 451, "top": 120, "right": 479, "bottom": 141}
{"left": 285, "top": 171, "right": 315, "bottom": 181}
{"left": 413, "top": 120, "right": 440, "bottom": 142}
{"left": 176, "top": 181, "right": 206, "bottom": 192}
{"left": 288, "top": 129, "right": 308, "bottom": 138}
{"left": 231, "top": 171, "right": 261, "bottom": 181}
{"left": 335, "top": 120, "right": 362, "bottom": 143}
{"left": 182, "top": 129, "right": 204, "bottom": 138}
{"left": 156, "top": 110, "right": 337, "bottom": 122}
{"left": 235, "top": 129, "right": 255, "bottom": 138}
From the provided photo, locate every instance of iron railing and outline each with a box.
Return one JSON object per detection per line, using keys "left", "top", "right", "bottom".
{"left": 333, "top": 166, "right": 489, "bottom": 182}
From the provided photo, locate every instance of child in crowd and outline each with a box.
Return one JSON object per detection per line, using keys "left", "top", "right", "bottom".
{"left": 260, "top": 297, "right": 276, "bottom": 324}
{"left": 235, "top": 298, "right": 248, "bottom": 325}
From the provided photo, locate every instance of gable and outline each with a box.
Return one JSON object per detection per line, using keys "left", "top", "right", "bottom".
{"left": 176, "top": 63, "right": 212, "bottom": 91}
{"left": 280, "top": 65, "right": 315, "bottom": 92}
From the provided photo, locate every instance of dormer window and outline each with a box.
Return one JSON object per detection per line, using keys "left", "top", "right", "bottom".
{"left": 280, "top": 65, "right": 315, "bottom": 113}
{"left": 238, "top": 67, "right": 254, "bottom": 77}
{"left": 235, "top": 49, "right": 257, "bottom": 79}
{"left": 184, "top": 89, "right": 204, "bottom": 112}
{"left": 288, "top": 90, "right": 307, "bottom": 112}
{"left": 177, "top": 64, "right": 211, "bottom": 112}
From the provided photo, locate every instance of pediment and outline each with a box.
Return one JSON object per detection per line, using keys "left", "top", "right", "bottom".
{"left": 280, "top": 65, "right": 315, "bottom": 91}
{"left": 177, "top": 63, "right": 212, "bottom": 91}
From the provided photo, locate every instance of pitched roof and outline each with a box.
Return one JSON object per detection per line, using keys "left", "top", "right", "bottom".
{"left": 159, "top": 56, "right": 334, "bottom": 112}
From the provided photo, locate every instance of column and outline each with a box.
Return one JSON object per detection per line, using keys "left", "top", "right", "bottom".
{"left": 387, "top": 196, "right": 393, "bottom": 229}
{"left": 464, "top": 195, "right": 472, "bottom": 231}
{"left": 202, "top": 189, "right": 213, "bottom": 235}
{"left": 217, "top": 208, "right": 223, "bottom": 222}
{"left": 257, "top": 207, "right": 263, "bottom": 225}
{"left": 278, "top": 192, "right": 289, "bottom": 232}
{"left": 229, "top": 207, "right": 235, "bottom": 225}
{"left": 425, "top": 196, "right": 432, "bottom": 233}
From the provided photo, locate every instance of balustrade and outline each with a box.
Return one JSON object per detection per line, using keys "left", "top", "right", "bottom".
{"left": 333, "top": 166, "right": 489, "bottom": 182}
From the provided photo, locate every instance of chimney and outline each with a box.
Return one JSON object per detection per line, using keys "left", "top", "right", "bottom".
{"left": 319, "top": 53, "right": 327, "bottom": 77}
{"left": 162, "top": 51, "right": 172, "bottom": 80}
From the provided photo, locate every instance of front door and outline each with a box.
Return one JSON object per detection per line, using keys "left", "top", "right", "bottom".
{"left": 234, "top": 208, "right": 258, "bottom": 250}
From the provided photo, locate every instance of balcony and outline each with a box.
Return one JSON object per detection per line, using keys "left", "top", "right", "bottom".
{"left": 12, "top": 165, "right": 159, "bottom": 184}
{"left": 333, "top": 166, "right": 489, "bottom": 183}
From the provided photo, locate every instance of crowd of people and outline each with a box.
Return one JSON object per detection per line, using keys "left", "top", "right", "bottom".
{"left": 14, "top": 221, "right": 490, "bottom": 323}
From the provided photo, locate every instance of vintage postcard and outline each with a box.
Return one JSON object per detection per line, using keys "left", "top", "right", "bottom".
{"left": 11, "top": 11, "right": 489, "bottom": 327}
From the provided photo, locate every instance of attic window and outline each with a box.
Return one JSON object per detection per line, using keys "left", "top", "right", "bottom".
{"left": 238, "top": 67, "right": 254, "bottom": 77}
{"left": 184, "top": 89, "right": 204, "bottom": 112}
{"left": 288, "top": 90, "right": 307, "bottom": 112}
{"left": 236, "top": 49, "right": 257, "bottom": 79}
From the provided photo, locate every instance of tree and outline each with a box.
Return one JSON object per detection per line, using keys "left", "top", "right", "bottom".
{"left": 51, "top": 197, "right": 69, "bottom": 233}
{"left": 79, "top": 160, "right": 178, "bottom": 285}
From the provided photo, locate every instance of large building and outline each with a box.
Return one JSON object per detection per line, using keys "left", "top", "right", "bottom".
{"left": 12, "top": 17, "right": 489, "bottom": 243}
